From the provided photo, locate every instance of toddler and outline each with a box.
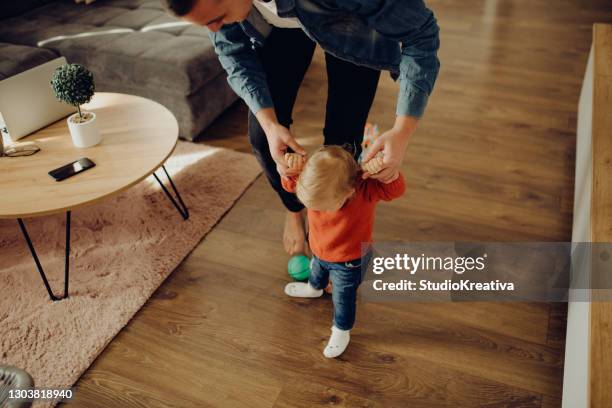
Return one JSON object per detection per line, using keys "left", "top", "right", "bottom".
{"left": 281, "top": 146, "right": 405, "bottom": 358}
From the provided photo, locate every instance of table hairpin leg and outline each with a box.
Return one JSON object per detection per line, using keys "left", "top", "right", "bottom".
{"left": 17, "top": 211, "right": 71, "bottom": 301}
{"left": 152, "top": 164, "right": 189, "bottom": 220}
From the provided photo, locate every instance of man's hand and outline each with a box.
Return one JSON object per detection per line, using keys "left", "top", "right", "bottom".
{"left": 382, "top": 169, "right": 400, "bottom": 184}
{"left": 256, "top": 108, "right": 306, "bottom": 177}
{"left": 362, "top": 115, "right": 418, "bottom": 183}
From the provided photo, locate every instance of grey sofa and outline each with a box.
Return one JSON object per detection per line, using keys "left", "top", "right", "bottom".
{"left": 0, "top": 0, "right": 237, "bottom": 141}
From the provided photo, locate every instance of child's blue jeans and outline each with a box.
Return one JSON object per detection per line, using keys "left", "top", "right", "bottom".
{"left": 309, "top": 252, "right": 371, "bottom": 330}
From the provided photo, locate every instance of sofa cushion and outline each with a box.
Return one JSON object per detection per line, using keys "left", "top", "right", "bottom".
{"left": 0, "top": 0, "right": 224, "bottom": 95}
{"left": 0, "top": 43, "right": 59, "bottom": 80}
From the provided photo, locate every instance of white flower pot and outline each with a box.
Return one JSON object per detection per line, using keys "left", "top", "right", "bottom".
{"left": 67, "top": 111, "right": 100, "bottom": 148}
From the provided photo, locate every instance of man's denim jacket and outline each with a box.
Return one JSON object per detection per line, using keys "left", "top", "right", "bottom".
{"left": 208, "top": 0, "right": 440, "bottom": 118}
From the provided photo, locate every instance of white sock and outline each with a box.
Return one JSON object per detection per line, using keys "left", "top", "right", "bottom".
{"left": 284, "top": 282, "right": 323, "bottom": 298}
{"left": 323, "top": 326, "right": 351, "bottom": 358}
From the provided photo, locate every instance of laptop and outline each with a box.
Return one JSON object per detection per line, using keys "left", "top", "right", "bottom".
{"left": 0, "top": 57, "right": 75, "bottom": 141}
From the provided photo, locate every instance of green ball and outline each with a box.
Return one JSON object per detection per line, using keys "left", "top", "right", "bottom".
{"left": 288, "top": 255, "right": 311, "bottom": 281}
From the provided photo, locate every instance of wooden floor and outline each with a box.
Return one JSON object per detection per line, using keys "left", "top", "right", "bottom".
{"left": 68, "top": 1, "right": 612, "bottom": 407}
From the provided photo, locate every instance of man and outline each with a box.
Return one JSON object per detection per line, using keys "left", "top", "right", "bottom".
{"left": 163, "top": 0, "right": 440, "bottom": 255}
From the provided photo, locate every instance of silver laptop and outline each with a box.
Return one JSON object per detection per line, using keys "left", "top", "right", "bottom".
{"left": 0, "top": 57, "right": 75, "bottom": 141}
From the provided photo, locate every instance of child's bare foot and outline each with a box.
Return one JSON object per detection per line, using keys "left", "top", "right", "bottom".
{"left": 324, "top": 282, "right": 333, "bottom": 294}
{"left": 284, "top": 210, "right": 306, "bottom": 255}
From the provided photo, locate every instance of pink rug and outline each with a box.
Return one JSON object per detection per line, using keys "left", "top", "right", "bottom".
{"left": 0, "top": 142, "right": 261, "bottom": 407}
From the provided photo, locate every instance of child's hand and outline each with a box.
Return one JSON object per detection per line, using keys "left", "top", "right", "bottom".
{"left": 361, "top": 152, "right": 384, "bottom": 176}
{"left": 284, "top": 153, "right": 306, "bottom": 173}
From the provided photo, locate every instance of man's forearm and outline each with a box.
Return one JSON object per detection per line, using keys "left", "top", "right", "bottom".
{"left": 208, "top": 25, "right": 274, "bottom": 117}
{"left": 396, "top": 85, "right": 431, "bottom": 117}
{"left": 394, "top": 7, "right": 440, "bottom": 118}
{"left": 393, "top": 115, "right": 419, "bottom": 139}
{"left": 255, "top": 107, "right": 279, "bottom": 136}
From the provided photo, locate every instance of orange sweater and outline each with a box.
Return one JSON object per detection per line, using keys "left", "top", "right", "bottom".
{"left": 281, "top": 173, "right": 406, "bottom": 262}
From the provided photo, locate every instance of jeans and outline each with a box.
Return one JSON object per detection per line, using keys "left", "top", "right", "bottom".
{"left": 247, "top": 27, "right": 381, "bottom": 212}
{"left": 309, "top": 253, "right": 371, "bottom": 331}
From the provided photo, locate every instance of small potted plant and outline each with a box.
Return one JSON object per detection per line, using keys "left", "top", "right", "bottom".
{"left": 50, "top": 63, "right": 100, "bottom": 148}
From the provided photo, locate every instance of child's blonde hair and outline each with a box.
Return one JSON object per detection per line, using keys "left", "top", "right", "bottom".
{"left": 296, "top": 146, "right": 360, "bottom": 209}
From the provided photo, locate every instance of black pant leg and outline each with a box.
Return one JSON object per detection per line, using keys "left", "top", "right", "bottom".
{"left": 247, "top": 27, "right": 316, "bottom": 212}
{"left": 323, "top": 52, "right": 381, "bottom": 161}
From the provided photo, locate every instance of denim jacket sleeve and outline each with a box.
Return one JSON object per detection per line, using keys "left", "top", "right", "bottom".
{"left": 368, "top": 1, "right": 440, "bottom": 118}
{"left": 208, "top": 24, "right": 273, "bottom": 114}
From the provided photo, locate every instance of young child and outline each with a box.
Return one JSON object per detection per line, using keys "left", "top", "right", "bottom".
{"left": 281, "top": 146, "right": 406, "bottom": 358}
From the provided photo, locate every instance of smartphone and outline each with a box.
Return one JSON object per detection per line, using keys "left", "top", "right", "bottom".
{"left": 49, "top": 157, "right": 96, "bottom": 181}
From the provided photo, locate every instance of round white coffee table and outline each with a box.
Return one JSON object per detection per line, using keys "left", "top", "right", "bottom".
{"left": 0, "top": 93, "right": 189, "bottom": 300}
